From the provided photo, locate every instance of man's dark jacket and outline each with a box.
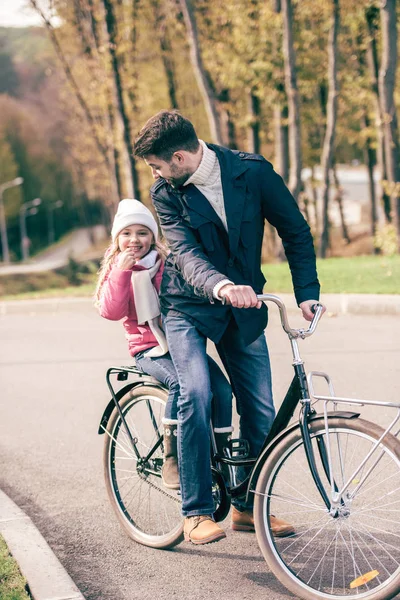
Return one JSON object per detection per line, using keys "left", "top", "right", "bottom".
{"left": 151, "top": 144, "right": 320, "bottom": 346}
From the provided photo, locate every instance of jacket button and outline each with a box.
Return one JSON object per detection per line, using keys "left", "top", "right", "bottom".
{"left": 228, "top": 259, "right": 234, "bottom": 267}
{"left": 239, "top": 153, "right": 245, "bottom": 158}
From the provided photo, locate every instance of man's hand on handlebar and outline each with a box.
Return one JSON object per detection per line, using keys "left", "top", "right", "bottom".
{"left": 219, "top": 284, "right": 263, "bottom": 309}
{"left": 299, "top": 299, "right": 326, "bottom": 322}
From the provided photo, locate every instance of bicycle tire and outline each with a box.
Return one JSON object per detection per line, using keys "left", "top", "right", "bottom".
{"left": 254, "top": 416, "right": 400, "bottom": 600}
{"left": 103, "top": 385, "right": 183, "bottom": 549}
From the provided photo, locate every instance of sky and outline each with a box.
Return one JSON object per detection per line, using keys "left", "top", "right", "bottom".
{"left": 0, "top": 0, "right": 43, "bottom": 27}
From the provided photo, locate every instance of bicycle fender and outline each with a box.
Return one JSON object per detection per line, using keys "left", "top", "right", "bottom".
{"left": 245, "top": 411, "right": 360, "bottom": 504}
{"left": 98, "top": 378, "right": 166, "bottom": 434}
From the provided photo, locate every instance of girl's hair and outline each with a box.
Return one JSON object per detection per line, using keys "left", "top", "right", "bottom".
{"left": 94, "top": 235, "right": 169, "bottom": 305}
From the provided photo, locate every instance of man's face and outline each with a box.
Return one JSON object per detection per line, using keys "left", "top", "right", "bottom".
{"left": 145, "top": 154, "right": 193, "bottom": 188}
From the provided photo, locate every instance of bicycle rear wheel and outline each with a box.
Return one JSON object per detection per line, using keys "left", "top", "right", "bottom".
{"left": 254, "top": 417, "right": 400, "bottom": 600}
{"left": 103, "top": 385, "right": 183, "bottom": 549}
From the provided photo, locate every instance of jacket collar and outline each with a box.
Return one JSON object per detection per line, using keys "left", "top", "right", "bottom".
{"left": 207, "top": 144, "right": 248, "bottom": 180}
{"left": 166, "top": 145, "right": 249, "bottom": 257}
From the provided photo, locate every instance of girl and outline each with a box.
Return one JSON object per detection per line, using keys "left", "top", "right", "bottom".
{"left": 95, "top": 199, "right": 233, "bottom": 489}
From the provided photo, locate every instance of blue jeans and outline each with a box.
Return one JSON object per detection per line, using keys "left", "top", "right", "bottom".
{"left": 164, "top": 314, "right": 275, "bottom": 516}
{"left": 134, "top": 351, "right": 232, "bottom": 429}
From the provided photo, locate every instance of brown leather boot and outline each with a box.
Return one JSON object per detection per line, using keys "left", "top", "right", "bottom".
{"left": 162, "top": 423, "right": 180, "bottom": 490}
{"left": 184, "top": 515, "right": 226, "bottom": 545}
{"left": 231, "top": 507, "right": 254, "bottom": 532}
{"left": 214, "top": 430, "right": 233, "bottom": 485}
{"left": 231, "top": 507, "right": 295, "bottom": 537}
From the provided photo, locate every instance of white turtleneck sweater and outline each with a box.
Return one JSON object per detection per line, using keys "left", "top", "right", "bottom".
{"left": 184, "top": 140, "right": 228, "bottom": 231}
{"left": 184, "top": 140, "right": 233, "bottom": 298}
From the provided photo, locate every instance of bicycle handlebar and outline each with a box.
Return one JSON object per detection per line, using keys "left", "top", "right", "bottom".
{"left": 256, "top": 294, "right": 324, "bottom": 339}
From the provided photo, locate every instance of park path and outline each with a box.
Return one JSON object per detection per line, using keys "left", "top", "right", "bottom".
{"left": 0, "top": 225, "right": 106, "bottom": 275}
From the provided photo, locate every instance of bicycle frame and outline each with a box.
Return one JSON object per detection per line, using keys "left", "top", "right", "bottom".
{"left": 242, "top": 295, "right": 357, "bottom": 511}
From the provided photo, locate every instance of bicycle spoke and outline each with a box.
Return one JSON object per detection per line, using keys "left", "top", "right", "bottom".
{"left": 355, "top": 521, "right": 400, "bottom": 569}
{"left": 269, "top": 492, "right": 326, "bottom": 512}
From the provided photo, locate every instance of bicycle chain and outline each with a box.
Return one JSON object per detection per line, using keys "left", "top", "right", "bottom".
{"left": 137, "top": 470, "right": 181, "bottom": 504}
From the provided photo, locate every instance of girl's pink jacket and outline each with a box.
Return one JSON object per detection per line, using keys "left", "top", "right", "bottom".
{"left": 97, "top": 261, "right": 164, "bottom": 357}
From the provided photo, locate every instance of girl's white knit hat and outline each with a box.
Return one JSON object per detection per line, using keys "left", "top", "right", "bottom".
{"left": 111, "top": 199, "right": 159, "bottom": 242}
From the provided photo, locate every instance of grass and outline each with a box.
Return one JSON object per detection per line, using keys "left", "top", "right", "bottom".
{"left": 0, "top": 255, "right": 399, "bottom": 301}
{"left": 262, "top": 255, "right": 400, "bottom": 295}
{"left": 1, "top": 282, "right": 96, "bottom": 301}
{"left": 0, "top": 535, "right": 30, "bottom": 600}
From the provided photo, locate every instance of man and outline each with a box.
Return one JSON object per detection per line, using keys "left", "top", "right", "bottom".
{"left": 133, "top": 110, "right": 322, "bottom": 545}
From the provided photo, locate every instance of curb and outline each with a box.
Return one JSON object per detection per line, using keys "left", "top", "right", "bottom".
{"left": 279, "top": 293, "right": 400, "bottom": 316}
{"left": 0, "top": 293, "right": 399, "bottom": 316}
{"left": 0, "top": 489, "right": 85, "bottom": 600}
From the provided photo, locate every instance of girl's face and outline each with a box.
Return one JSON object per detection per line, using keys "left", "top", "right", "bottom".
{"left": 117, "top": 224, "right": 154, "bottom": 260}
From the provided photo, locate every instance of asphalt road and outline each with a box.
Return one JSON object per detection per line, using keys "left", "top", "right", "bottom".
{"left": 1, "top": 301, "right": 399, "bottom": 600}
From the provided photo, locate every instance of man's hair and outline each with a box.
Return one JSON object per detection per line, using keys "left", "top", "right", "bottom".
{"left": 133, "top": 110, "right": 200, "bottom": 161}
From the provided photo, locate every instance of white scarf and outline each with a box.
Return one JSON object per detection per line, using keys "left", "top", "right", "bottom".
{"left": 131, "top": 250, "right": 168, "bottom": 358}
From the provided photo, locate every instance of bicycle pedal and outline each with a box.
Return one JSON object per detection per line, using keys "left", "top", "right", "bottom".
{"left": 226, "top": 438, "right": 250, "bottom": 459}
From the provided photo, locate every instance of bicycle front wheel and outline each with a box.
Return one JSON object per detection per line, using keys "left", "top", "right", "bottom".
{"left": 254, "top": 417, "right": 400, "bottom": 600}
{"left": 103, "top": 385, "right": 183, "bottom": 549}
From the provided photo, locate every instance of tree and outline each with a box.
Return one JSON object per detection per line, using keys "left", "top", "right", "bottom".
{"left": 0, "top": 51, "right": 19, "bottom": 96}
{"left": 319, "top": 0, "right": 340, "bottom": 258}
{"left": 365, "top": 5, "right": 391, "bottom": 222}
{"left": 150, "top": 0, "right": 179, "bottom": 109}
{"left": 281, "top": 0, "right": 302, "bottom": 201}
{"left": 102, "top": 0, "right": 141, "bottom": 199}
{"left": 378, "top": 0, "right": 400, "bottom": 244}
{"left": 178, "top": 0, "right": 223, "bottom": 144}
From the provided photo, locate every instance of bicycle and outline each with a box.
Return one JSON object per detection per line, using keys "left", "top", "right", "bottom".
{"left": 98, "top": 294, "right": 400, "bottom": 600}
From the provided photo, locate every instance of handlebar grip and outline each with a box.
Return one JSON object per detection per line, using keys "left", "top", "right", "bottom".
{"left": 311, "top": 302, "right": 322, "bottom": 315}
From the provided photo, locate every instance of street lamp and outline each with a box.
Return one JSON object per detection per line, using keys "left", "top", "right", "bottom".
{"left": 47, "top": 200, "right": 63, "bottom": 245}
{"left": 20, "top": 197, "right": 42, "bottom": 261}
{"left": 0, "top": 176, "right": 24, "bottom": 263}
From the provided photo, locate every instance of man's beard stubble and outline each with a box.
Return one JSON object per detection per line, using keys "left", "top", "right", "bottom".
{"left": 168, "top": 166, "right": 192, "bottom": 189}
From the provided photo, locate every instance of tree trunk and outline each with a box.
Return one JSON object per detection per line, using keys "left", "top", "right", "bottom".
{"left": 378, "top": 0, "right": 400, "bottom": 245}
{"left": 79, "top": 0, "right": 122, "bottom": 205}
{"left": 273, "top": 103, "right": 289, "bottom": 182}
{"left": 281, "top": 0, "right": 302, "bottom": 201}
{"left": 365, "top": 5, "right": 391, "bottom": 222}
{"left": 361, "top": 112, "right": 379, "bottom": 250}
{"left": 87, "top": 0, "right": 101, "bottom": 48}
{"left": 247, "top": 91, "right": 260, "bottom": 154}
{"left": 178, "top": 0, "right": 223, "bottom": 144}
{"left": 151, "top": 0, "right": 179, "bottom": 109}
{"left": 102, "top": 0, "right": 141, "bottom": 200}
{"left": 331, "top": 166, "right": 350, "bottom": 244}
{"left": 218, "top": 89, "right": 237, "bottom": 148}
{"left": 319, "top": 0, "right": 340, "bottom": 258}
{"left": 311, "top": 165, "right": 319, "bottom": 238}
{"left": 127, "top": 0, "right": 140, "bottom": 115}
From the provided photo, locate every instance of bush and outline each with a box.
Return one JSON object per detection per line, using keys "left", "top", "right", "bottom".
{"left": 0, "top": 271, "right": 70, "bottom": 296}
{"left": 374, "top": 224, "right": 398, "bottom": 256}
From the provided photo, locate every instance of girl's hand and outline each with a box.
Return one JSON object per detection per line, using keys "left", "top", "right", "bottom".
{"left": 117, "top": 249, "right": 137, "bottom": 270}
